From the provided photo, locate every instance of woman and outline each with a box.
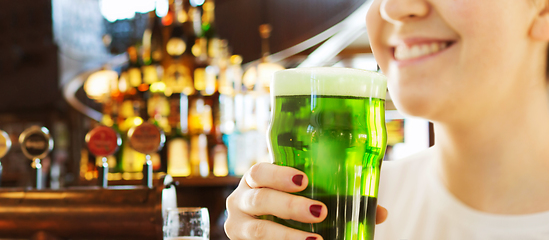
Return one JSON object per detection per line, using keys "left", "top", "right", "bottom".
{"left": 225, "top": 0, "right": 549, "bottom": 239}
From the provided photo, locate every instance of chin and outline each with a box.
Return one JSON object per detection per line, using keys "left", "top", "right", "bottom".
{"left": 390, "top": 90, "right": 441, "bottom": 120}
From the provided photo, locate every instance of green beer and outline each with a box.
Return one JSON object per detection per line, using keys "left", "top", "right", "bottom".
{"left": 267, "top": 68, "right": 387, "bottom": 240}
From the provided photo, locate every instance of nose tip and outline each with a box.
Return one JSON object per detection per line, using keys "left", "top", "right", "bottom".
{"left": 380, "top": 0, "right": 430, "bottom": 23}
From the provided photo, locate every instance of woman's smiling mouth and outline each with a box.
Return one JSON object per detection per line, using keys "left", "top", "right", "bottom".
{"left": 391, "top": 40, "right": 456, "bottom": 64}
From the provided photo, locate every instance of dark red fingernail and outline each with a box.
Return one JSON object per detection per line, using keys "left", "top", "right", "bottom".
{"left": 306, "top": 237, "right": 317, "bottom": 240}
{"left": 292, "top": 175, "right": 304, "bottom": 186}
{"left": 310, "top": 205, "right": 322, "bottom": 218}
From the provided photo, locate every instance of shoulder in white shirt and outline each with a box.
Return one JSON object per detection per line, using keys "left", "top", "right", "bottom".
{"left": 374, "top": 148, "right": 549, "bottom": 240}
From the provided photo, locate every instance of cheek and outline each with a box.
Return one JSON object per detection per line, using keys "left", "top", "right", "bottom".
{"left": 442, "top": 0, "right": 512, "bottom": 78}
{"left": 366, "top": 0, "right": 390, "bottom": 72}
{"left": 445, "top": 0, "right": 523, "bottom": 40}
{"left": 445, "top": 0, "right": 494, "bottom": 35}
{"left": 365, "top": 0, "right": 383, "bottom": 37}
{"left": 444, "top": 0, "right": 531, "bottom": 84}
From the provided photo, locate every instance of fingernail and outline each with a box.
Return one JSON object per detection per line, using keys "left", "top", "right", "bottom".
{"left": 306, "top": 237, "right": 317, "bottom": 240}
{"left": 292, "top": 175, "right": 304, "bottom": 186}
{"left": 310, "top": 205, "right": 322, "bottom": 218}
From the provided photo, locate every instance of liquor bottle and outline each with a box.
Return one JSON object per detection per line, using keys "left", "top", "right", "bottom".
{"left": 219, "top": 54, "right": 241, "bottom": 135}
{"left": 201, "top": 0, "right": 217, "bottom": 41}
{"left": 142, "top": 11, "right": 162, "bottom": 67}
{"left": 127, "top": 46, "right": 144, "bottom": 91}
{"left": 156, "top": 0, "right": 202, "bottom": 177}
{"left": 150, "top": 11, "right": 164, "bottom": 64}
{"left": 147, "top": 91, "right": 169, "bottom": 172}
{"left": 119, "top": 46, "right": 148, "bottom": 174}
{"left": 189, "top": 63, "right": 214, "bottom": 173}
{"left": 241, "top": 43, "right": 258, "bottom": 168}
{"left": 188, "top": 54, "right": 214, "bottom": 177}
{"left": 190, "top": 133, "right": 209, "bottom": 177}
{"left": 115, "top": 71, "right": 130, "bottom": 173}
{"left": 166, "top": 0, "right": 189, "bottom": 59}
{"left": 192, "top": 0, "right": 218, "bottom": 65}
{"left": 166, "top": 91, "right": 192, "bottom": 177}
{"left": 242, "top": 24, "right": 284, "bottom": 165}
{"left": 225, "top": 55, "right": 252, "bottom": 176}
{"left": 204, "top": 64, "right": 218, "bottom": 96}
{"left": 212, "top": 41, "right": 231, "bottom": 177}
{"left": 119, "top": 111, "right": 146, "bottom": 174}
{"left": 195, "top": 26, "right": 222, "bottom": 178}
{"left": 106, "top": 81, "right": 124, "bottom": 173}
{"left": 212, "top": 138, "right": 228, "bottom": 177}
{"left": 142, "top": 45, "right": 160, "bottom": 85}
{"left": 241, "top": 80, "right": 258, "bottom": 170}
{"left": 163, "top": 0, "right": 195, "bottom": 98}
{"left": 190, "top": 6, "right": 202, "bottom": 38}
{"left": 254, "top": 72, "right": 272, "bottom": 164}
{"left": 141, "top": 11, "right": 176, "bottom": 172}
{"left": 190, "top": 46, "right": 213, "bottom": 136}
{"left": 254, "top": 24, "right": 275, "bottom": 164}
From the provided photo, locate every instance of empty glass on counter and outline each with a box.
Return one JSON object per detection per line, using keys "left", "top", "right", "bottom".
{"left": 164, "top": 207, "right": 210, "bottom": 240}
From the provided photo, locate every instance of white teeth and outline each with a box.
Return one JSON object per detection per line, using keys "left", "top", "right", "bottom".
{"left": 430, "top": 42, "right": 439, "bottom": 53}
{"left": 394, "top": 42, "right": 450, "bottom": 61}
{"left": 421, "top": 44, "right": 430, "bottom": 54}
{"left": 410, "top": 45, "right": 421, "bottom": 58}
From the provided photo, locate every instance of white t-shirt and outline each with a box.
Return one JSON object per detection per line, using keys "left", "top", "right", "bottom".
{"left": 374, "top": 149, "right": 549, "bottom": 240}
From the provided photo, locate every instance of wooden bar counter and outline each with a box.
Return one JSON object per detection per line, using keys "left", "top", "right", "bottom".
{"left": 0, "top": 176, "right": 177, "bottom": 240}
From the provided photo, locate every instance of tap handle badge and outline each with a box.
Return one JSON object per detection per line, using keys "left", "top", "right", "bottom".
{"left": 128, "top": 122, "right": 166, "bottom": 155}
{"left": 86, "top": 126, "right": 121, "bottom": 157}
{"left": 19, "top": 126, "right": 53, "bottom": 160}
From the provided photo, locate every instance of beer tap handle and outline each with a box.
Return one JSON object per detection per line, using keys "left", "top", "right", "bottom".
{"left": 97, "top": 157, "right": 109, "bottom": 188}
{"left": 127, "top": 122, "right": 165, "bottom": 189}
{"left": 85, "top": 126, "right": 121, "bottom": 188}
{"left": 33, "top": 158, "right": 43, "bottom": 190}
{"left": 19, "top": 126, "right": 53, "bottom": 190}
{"left": 143, "top": 155, "right": 153, "bottom": 188}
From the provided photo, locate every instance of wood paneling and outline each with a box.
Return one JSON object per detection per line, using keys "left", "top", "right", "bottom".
{"left": 0, "top": 0, "right": 59, "bottom": 113}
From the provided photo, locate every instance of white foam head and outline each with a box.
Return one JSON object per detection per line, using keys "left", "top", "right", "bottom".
{"left": 272, "top": 67, "right": 387, "bottom": 99}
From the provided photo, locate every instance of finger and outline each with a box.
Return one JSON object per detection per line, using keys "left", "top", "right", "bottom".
{"left": 240, "top": 187, "right": 327, "bottom": 223}
{"left": 225, "top": 213, "right": 323, "bottom": 240}
{"left": 376, "top": 205, "right": 388, "bottom": 224}
{"left": 245, "top": 162, "right": 308, "bottom": 193}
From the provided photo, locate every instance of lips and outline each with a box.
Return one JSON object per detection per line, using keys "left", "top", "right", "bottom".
{"left": 391, "top": 40, "right": 456, "bottom": 61}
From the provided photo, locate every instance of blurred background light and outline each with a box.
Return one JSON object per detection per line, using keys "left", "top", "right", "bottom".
{"left": 99, "top": 0, "right": 160, "bottom": 22}
{"left": 150, "top": 82, "right": 167, "bottom": 93}
{"left": 135, "top": 0, "right": 157, "bottom": 13}
{"left": 84, "top": 70, "right": 119, "bottom": 102}
{"left": 189, "top": 0, "right": 205, "bottom": 7}
{"left": 155, "top": 0, "right": 169, "bottom": 17}
{"left": 242, "top": 62, "right": 285, "bottom": 90}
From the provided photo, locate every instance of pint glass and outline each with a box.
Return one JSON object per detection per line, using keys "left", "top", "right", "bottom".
{"left": 267, "top": 68, "right": 387, "bottom": 240}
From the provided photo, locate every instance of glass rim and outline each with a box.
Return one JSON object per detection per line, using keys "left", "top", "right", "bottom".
{"left": 272, "top": 67, "right": 387, "bottom": 99}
